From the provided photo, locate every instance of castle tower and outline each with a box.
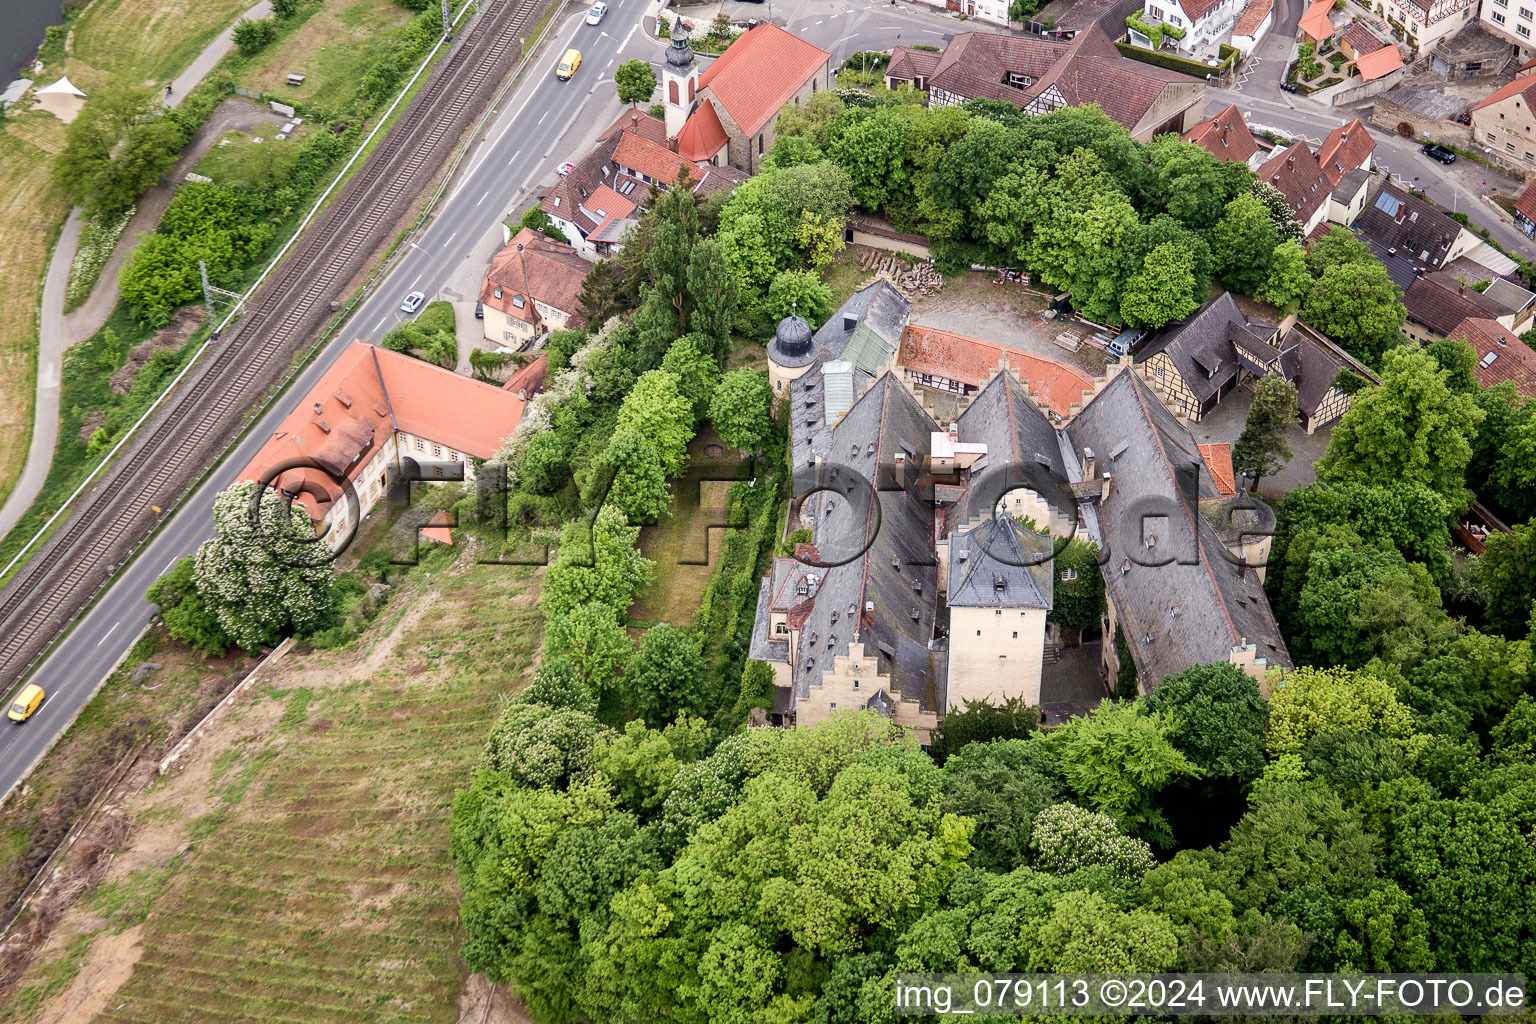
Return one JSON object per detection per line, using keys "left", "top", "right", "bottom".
{"left": 767, "top": 311, "right": 815, "bottom": 397}
{"left": 662, "top": 21, "right": 699, "bottom": 140}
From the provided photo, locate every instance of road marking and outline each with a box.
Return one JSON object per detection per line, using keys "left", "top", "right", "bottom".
{"left": 163, "top": 558, "right": 178, "bottom": 575}
{"left": 538, "top": 110, "right": 548, "bottom": 125}
{"left": 508, "top": 148, "right": 522, "bottom": 165}
{"left": 375, "top": 316, "right": 389, "bottom": 333}
{"left": 477, "top": 189, "right": 490, "bottom": 205}
{"left": 622, "top": 23, "right": 637, "bottom": 47}
{"left": 409, "top": 273, "right": 423, "bottom": 288}
{"left": 606, "top": 58, "right": 614, "bottom": 67}
{"left": 97, "top": 621, "right": 119, "bottom": 646}
{"left": 445, "top": 230, "right": 458, "bottom": 246}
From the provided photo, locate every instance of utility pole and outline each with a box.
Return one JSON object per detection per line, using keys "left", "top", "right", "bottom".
{"left": 198, "top": 260, "right": 243, "bottom": 341}
{"left": 442, "top": 0, "right": 452, "bottom": 39}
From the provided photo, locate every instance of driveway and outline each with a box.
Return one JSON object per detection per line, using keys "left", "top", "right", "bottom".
{"left": 1185, "top": 383, "right": 1334, "bottom": 498}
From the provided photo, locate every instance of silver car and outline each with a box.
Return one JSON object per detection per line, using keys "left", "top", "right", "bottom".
{"left": 400, "top": 290, "right": 426, "bottom": 314}
{"left": 586, "top": 2, "right": 607, "bottom": 24}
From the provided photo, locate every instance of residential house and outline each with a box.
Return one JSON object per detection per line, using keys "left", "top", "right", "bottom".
{"left": 478, "top": 228, "right": 592, "bottom": 350}
{"left": 1374, "top": 0, "right": 1477, "bottom": 52}
{"left": 1137, "top": 291, "right": 1375, "bottom": 431}
{"left": 1448, "top": 316, "right": 1536, "bottom": 395}
{"left": 1135, "top": 0, "right": 1247, "bottom": 57}
{"left": 1479, "top": 0, "right": 1536, "bottom": 58}
{"left": 1338, "top": 24, "right": 1407, "bottom": 80}
{"left": 1184, "top": 104, "right": 1264, "bottom": 169}
{"left": 1231, "top": 0, "right": 1276, "bottom": 55}
{"left": 1030, "top": 0, "right": 1146, "bottom": 37}
{"left": 913, "top": 0, "right": 1011, "bottom": 27}
{"left": 664, "top": 22, "right": 832, "bottom": 174}
{"left": 1257, "top": 141, "right": 1333, "bottom": 234}
{"left": 1401, "top": 270, "right": 1534, "bottom": 343}
{"left": 1317, "top": 118, "right": 1377, "bottom": 185}
{"left": 238, "top": 342, "right": 528, "bottom": 549}
{"left": 752, "top": 285, "right": 1292, "bottom": 735}
{"left": 1471, "top": 66, "right": 1536, "bottom": 171}
{"left": 1352, "top": 181, "right": 1480, "bottom": 288}
{"left": 1340, "top": 22, "right": 1390, "bottom": 59}
{"left": 883, "top": 24, "right": 1206, "bottom": 143}
{"left": 1514, "top": 178, "right": 1536, "bottom": 236}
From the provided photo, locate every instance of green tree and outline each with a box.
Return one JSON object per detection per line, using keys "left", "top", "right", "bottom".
{"left": 624, "top": 622, "right": 708, "bottom": 726}
{"left": 1470, "top": 519, "right": 1536, "bottom": 640}
{"left": 764, "top": 268, "right": 835, "bottom": 328}
{"left": 232, "top": 17, "right": 278, "bottom": 55}
{"left": 1119, "top": 242, "right": 1200, "bottom": 328}
{"left": 614, "top": 59, "right": 658, "bottom": 106}
{"left": 827, "top": 105, "right": 913, "bottom": 210}
{"left": 660, "top": 334, "right": 719, "bottom": 419}
{"left": 1257, "top": 239, "right": 1313, "bottom": 313}
{"left": 541, "top": 505, "right": 655, "bottom": 621}
{"left": 1030, "top": 803, "right": 1155, "bottom": 881}
{"left": 1143, "top": 663, "right": 1268, "bottom": 789}
{"left": 56, "top": 85, "right": 184, "bottom": 217}
{"left": 543, "top": 603, "right": 634, "bottom": 695}
{"left": 518, "top": 431, "right": 571, "bottom": 494}
{"left": 685, "top": 237, "right": 738, "bottom": 364}
{"left": 929, "top": 697, "right": 1040, "bottom": 764}
{"left": 1220, "top": 784, "right": 1380, "bottom": 911}
{"left": 1318, "top": 347, "right": 1484, "bottom": 507}
{"left": 594, "top": 426, "right": 670, "bottom": 523}
{"left": 1046, "top": 539, "right": 1104, "bottom": 633}
{"left": 146, "top": 555, "right": 230, "bottom": 656}
{"left": 1047, "top": 700, "right": 1200, "bottom": 846}
{"left": 577, "top": 258, "right": 627, "bottom": 327}
{"left": 1265, "top": 665, "right": 1417, "bottom": 771}
{"left": 192, "top": 482, "right": 336, "bottom": 652}
{"left": 1288, "top": 540, "right": 1448, "bottom": 668}
{"left": 482, "top": 701, "right": 612, "bottom": 790}
{"left": 519, "top": 205, "right": 566, "bottom": 243}
{"left": 1231, "top": 374, "right": 1297, "bottom": 490}
{"left": 615, "top": 369, "right": 694, "bottom": 478}
{"left": 1143, "top": 134, "right": 1251, "bottom": 233}
{"left": 710, "top": 369, "right": 774, "bottom": 452}
{"left": 1301, "top": 260, "right": 1406, "bottom": 367}
{"left": 1212, "top": 193, "right": 1280, "bottom": 294}
{"left": 1305, "top": 225, "right": 1376, "bottom": 276}
{"left": 942, "top": 740, "right": 1061, "bottom": 872}
{"left": 272, "top": 0, "right": 299, "bottom": 17}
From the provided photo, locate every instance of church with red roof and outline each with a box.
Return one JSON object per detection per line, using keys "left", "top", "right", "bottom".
{"left": 662, "top": 20, "right": 832, "bottom": 174}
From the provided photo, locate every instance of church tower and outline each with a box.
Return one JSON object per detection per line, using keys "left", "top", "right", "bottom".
{"left": 662, "top": 21, "right": 699, "bottom": 140}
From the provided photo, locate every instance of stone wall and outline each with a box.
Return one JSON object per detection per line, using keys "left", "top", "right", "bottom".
{"left": 1370, "top": 93, "right": 1473, "bottom": 148}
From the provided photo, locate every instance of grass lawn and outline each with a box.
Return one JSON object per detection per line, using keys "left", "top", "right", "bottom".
{"left": 240, "top": 0, "right": 413, "bottom": 112}
{"left": 822, "top": 246, "right": 876, "bottom": 310}
{"left": 14, "top": 554, "right": 542, "bottom": 1024}
{"left": 628, "top": 427, "right": 742, "bottom": 629}
{"left": 0, "top": 112, "right": 70, "bottom": 517}
{"left": 63, "top": 0, "right": 256, "bottom": 90}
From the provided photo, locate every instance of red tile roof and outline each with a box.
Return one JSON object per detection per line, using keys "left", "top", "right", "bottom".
{"left": 695, "top": 22, "right": 831, "bottom": 138}
{"left": 1449, "top": 317, "right": 1536, "bottom": 396}
{"left": 1316, "top": 118, "right": 1375, "bottom": 187}
{"left": 896, "top": 325, "right": 1095, "bottom": 417}
{"left": 1184, "top": 105, "right": 1258, "bottom": 165}
{"left": 240, "top": 342, "right": 527, "bottom": 516}
{"left": 1473, "top": 75, "right": 1536, "bottom": 112}
{"left": 1197, "top": 442, "right": 1237, "bottom": 496}
{"left": 1516, "top": 180, "right": 1536, "bottom": 224}
{"left": 886, "top": 46, "right": 941, "bottom": 82}
{"left": 1233, "top": 0, "right": 1273, "bottom": 36}
{"left": 614, "top": 131, "right": 692, "bottom": 184}
{"left": 676, "top": 100, "right": 728, "bottom": 162}
{"left": 1178, "top": 0, "right": 1222, "bottom": 22}
{"left": 603, "top": 108, "right": 668, "bottom": 145}
{"left": 1349, "top": 45, "right": 1403, "bottom": 82}
{"left": 479, "top": 227, "right": 592, "bottom": 324}
{"left": 1258, "top": 143, "right": 1331, "bottom": 225}
{"left": 504, "top": 352, "right": 549, "bottom": 397}
{"left": 1339, "top": 23, "right": 1389, "bottom": 55}
{"left": 1298, "top": 0, "right": 1335, "bottom": 41}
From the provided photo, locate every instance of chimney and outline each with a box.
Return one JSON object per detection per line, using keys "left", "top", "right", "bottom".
{"left": 1459, "top": 282, "right": 1466, "bottom": 297}
{"left": 631, "top": 110, "right": 639, "bottom": 130}
{"left": 1082, "top": 445, "right": 1096, "bottom": 481}
{"left": 1101, "top": 471, "right": 1114, "bottom": 502}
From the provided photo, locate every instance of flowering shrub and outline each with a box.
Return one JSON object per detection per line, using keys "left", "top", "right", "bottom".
{"left": 1031, "top": 802, "right": 1156, "bottom": 881}
{"left": 64, "top": 206, "right": 133, "bottom": 312}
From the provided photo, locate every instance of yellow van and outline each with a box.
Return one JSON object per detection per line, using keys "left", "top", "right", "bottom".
{"left": 556, "top": 48, "right": 582, "bottom": 81}
{"left": 7, "top": 684, "right": 44, "bottom": 724}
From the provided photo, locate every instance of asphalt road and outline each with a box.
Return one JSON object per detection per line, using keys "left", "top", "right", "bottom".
{"left": 0, "top": 0, "right": 967, "bottom": 801}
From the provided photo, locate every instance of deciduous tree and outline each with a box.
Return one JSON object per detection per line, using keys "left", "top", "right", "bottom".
{"left": 614, "top": 59, "right": 657, "bottom": 107}
{"left": 1231, "top": 374, "right": 1297, "bottom": 490}
{"left": 1119, "top": 242, "right": 1200, "bottom": 328}
{"left": 1258, "top": 239, "right": 1312, "bottom": 312}
{"left": 709, "top": 369, "right": 774, "bottom": 452}
{"left": 624, "top": 623, "right": 707, "bottom": 725}
{"left": 1212, "top": 193, "right": 1280, "bottom": 294}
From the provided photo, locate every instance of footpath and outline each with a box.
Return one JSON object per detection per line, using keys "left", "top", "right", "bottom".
{"left": 0, "top": 0, "right": 271, "bottom": 538}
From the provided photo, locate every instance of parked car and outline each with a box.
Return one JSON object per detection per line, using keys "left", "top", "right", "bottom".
{"left": 585, "top": 2, "right": 607, "bottom": 24}
{"left": 1422, "top": 143, "right": 1457, "bottom": 164}
{"left": 7, "top": 684, "right": 44, "bottom": 724}
{"left": 475, "top": 301, "right": 484, "bottom": 319}
{"left": 400, "top": 290, "right": 426, "bottom": 314}
{"left": 557, "top": 160, "right": 575, "bottom": 176}
{"left": 556, "top": 48, "right": 582, "bottom": 80}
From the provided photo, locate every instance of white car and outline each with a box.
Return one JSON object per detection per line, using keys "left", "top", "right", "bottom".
{"left": 557, "top": 160, "right": 576, "bottom": 177}
{"left": 586, "top": 2, "right": 607, "bottom": 24}
{"left": 400, "top": 290, "right": 426, "bottom": 314}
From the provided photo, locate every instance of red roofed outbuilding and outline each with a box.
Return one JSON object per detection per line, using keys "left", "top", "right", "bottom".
{"left": 1184, "top": 105, "right": 1260, "bottom": 168}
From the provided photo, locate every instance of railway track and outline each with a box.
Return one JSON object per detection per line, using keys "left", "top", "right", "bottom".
{"left": 0, "top": 0, "right": 552, "bottom": 683}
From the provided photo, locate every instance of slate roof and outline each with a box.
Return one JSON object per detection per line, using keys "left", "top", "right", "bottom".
{"left": 1353, "top": 181, "right": 1468, "bottom": 289}
{"left": 1063, "top": 372, "right": 1291, "bottom": 684}
{"left": 897, "top": 324, "right": 1096, "bottom": 418}
{"left": 1257, "top": 143, "right": 1331, "bottom": 226}
{"left": 1483, "top": 277, "right": 1535, "bottom": 316}
{"left": 946, "top": 517, "right": 1054, "bottom": 610}
{"left": 793, "top": 373, "right": 944, "bottom": 712}
{"left": 1402, "top": 272, "right": 1514, "bottom": 335}
{"left": 950, "top": 371, "right": 1076, "bottom": 531}
{"left": 1448, "top": 317, "right": 1536, "bottom": 396}
{"left": 1316, "top": 119, "right": 1375, "bottom": 187}
{"left": 1136, "top": 293, "right": 1280, "bottom": 404}
{"left": 693, "top": 22, "right": 831, "bottom": 138}
{"left": 1184, "top": 105, "right": 1259, "bottom": 166}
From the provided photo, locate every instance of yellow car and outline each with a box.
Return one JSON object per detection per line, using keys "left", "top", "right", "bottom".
{"left": 7, "top": 684, "right": 44, "bottom": 724}
{"left": 556, "top": 48, "right": 582, "bottom": 81}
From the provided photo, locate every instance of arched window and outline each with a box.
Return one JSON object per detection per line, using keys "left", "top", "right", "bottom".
{"left": 669, "top": 80, "right": 679, "bottom": 103}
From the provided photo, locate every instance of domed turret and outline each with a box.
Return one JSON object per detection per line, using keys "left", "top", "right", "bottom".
{"left": 666, "top": 21, "right": 696, "bottom": 69}
{"left": 769, "top": 314, "right": 814, "bottom": 364}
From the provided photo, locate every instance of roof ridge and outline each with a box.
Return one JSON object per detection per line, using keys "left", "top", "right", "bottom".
{"left": 853, "top": 376, "right": 895, "bottom": 644}
{"left": 1123, "top": 372, "right": 1241, "bottom": 645}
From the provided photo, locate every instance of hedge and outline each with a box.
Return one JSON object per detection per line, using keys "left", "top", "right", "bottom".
{"left": 1113, "top": 40, "right": 1231, "bottom": 78}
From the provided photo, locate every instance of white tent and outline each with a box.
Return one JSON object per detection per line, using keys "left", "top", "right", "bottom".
{"left": 35, "top": 76, "right": 87, "bottom": 122}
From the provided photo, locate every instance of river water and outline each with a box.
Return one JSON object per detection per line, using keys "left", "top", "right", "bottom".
{"left": 5, "top": 0, "right": 64, "bottom": 81}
